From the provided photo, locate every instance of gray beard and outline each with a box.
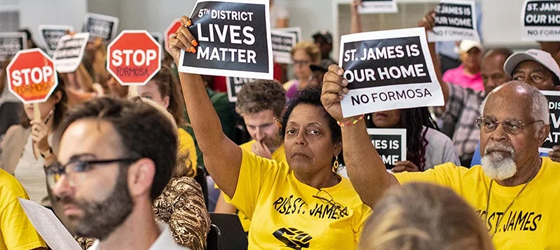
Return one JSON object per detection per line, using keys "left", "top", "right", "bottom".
{"left": 481, "top": 152, "right": 517, "bottom": 181}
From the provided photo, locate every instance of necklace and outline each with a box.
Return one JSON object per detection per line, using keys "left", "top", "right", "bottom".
{"left": 484, "top": 167, "right": 539, "bottom": 238}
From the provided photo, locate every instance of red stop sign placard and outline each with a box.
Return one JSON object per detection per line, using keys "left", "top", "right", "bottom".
{"left": 165, "top": 19, "right": 182, "bottom": 54}
{"left": 107, "top": 30, "right": 161, "bottom": 85}
{"left": 7, "top": 48, "right": 58, "bottom": 104}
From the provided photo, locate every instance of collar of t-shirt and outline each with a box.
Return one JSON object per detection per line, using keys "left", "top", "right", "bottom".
{"left": 87, "top": 223, "right": 189, "bottom": 250}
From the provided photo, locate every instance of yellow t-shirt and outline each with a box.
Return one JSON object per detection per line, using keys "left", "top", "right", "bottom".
{"left": 0, "top": 169, "right": 46, "bottom": 250}
{"left": 394, "top": 157, "right": 560, "bottom": 250}
{"left": 239, "top": 140, "right": 286, "bottom": 163}
{"left": 235, "top": 141, "right": 287, "bottom": 231}
{"left": 178, "top": 128, "right": 198, "bottom": 176}
{"left": 225, "top": 149, "right": 372, "bottom": 249}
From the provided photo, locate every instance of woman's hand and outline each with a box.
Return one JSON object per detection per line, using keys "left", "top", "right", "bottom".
{"left": 321, "top": 64, "right": 353, "bottom": 123}
{"left": 391, "top": 161, "right": 420, "bottom": 173}
{"left": 30, "top": 119, "right": 51, "bottom": 153}
{"left": 168, "top": 16, "right": 199, "bottom": 65}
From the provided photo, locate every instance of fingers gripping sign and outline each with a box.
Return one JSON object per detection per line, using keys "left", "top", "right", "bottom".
{"left": 168, "top": 16, "right": 197, "bottom": 65}
{"left": 321, "top": 64, "right": 351, "bottom": 123}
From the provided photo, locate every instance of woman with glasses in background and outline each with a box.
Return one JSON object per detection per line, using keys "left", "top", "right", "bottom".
{"left": 284, "top": 41, "right": 321, "bottom": 101}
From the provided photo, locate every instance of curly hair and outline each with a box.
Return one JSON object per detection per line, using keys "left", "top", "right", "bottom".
{"left": 235, "top": 79, "right": 286, "bottom": 117}
{"left": 367, "top": 107, "right": 438, "bottom": 171}
{"left": 281, "top": 86, "right": 341, "bottom": 144}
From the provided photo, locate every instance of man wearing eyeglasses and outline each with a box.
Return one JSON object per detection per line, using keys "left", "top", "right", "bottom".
{"left": 470, "top": 49, "right": 560, "bottom": 166}
{"left": 323, "top": 64, "right": 560, "bottom": 248}
{"left": 46, "top": 97, "right": 188, "bottom": 250}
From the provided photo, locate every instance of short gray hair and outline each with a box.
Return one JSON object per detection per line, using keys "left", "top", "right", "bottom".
{"left": 480, "top": 81, "right": 549, "bottom": 126}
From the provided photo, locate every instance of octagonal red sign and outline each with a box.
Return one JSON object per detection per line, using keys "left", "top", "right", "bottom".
{"left": 107, "top": 30, "right": 161, "bottom": 85}
{"left": 7, "top": 48, "right": 58, "bottom": 103}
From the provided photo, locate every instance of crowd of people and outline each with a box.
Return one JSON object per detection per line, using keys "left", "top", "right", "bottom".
{"left": 2, "top": 0, "right": 560, "bottom": 249}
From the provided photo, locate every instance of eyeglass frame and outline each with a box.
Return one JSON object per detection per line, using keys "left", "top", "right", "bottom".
{"left": 44, "top": 157, "right": 140, "bottom": 187}
{"left": 312, "top": 189, "right": 343, "bottom": 209}
{"left": 475, "top": 116, "right": 544, "bottom": 134}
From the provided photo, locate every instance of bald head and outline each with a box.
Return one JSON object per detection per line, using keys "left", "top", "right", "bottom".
{"left": 481, "top": 81, "right": 549, "bottom": 126}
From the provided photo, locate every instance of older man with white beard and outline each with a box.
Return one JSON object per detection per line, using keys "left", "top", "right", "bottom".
{"left": 322, "top": 65, "right": 560, "bottom": 249}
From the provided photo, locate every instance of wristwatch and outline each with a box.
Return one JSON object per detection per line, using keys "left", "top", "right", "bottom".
{"left": 40, "top": 147, "right": 53, "bottom": 158}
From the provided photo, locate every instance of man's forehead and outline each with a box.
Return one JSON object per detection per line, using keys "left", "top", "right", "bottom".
{"left": 514, "top": 60, "right": 549, "bottom": 73}
{"left": 59, "top": 119, "right": 122, "bottom": 160}
{"left": 484, "top": 92, "right": 532, "bottom": 120}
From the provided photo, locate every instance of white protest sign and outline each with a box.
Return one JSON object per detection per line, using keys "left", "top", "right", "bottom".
{"left": 271, "top": 30, "right": 296, "bottom": 64}
{"left": 339, "top": 28, "right": 443, "bottom": 118}
{"left": 178, "top": 0, "right": 274, "bottom": 80}
{"left": 83, "top": 13, "right": 119, "bottom": 42}
{"left": 358, "top": 0, "right": 398, "bottom": 14}
{"left": 18, "top": 198, "right": 82, "bottom": 250}
{"left": 367, "top": 128, "right": 406, "bottom": 169}
{"left": 522, "top": 0, "right": 560, "bottom": 41}
{"left": 427, "top": 0, "right": 480, "bottom": 42}
{"left": 0, "top": 32, "right": 27, "bottom": 62}
{"left": 275, "top": 27, "right": 302, "bottom": 43}
{"left": 540, "top": 91, "right": 560, "bottom": 152}
{"left": 38, "top": 25, "right": 74, "bottom": 55}
{"left": 53, "top": 33, "right": 89, "bottom": 73}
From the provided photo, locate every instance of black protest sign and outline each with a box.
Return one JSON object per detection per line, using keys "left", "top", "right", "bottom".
{"left": 541, "top": 91, "right": 560, "bottom": 150}
{"left": 38, "top": 25, "right": 73, "bottom": 55}
{"left": 271, "top": 30, "right": 296, "bottom": 64}
{"left": 428, "top": 0, "right": 479, "bottom": 42}
{"left": 178, "top": 0, "right": 273, "bottom": 80}
{"left": 0, "top": 32, "right": 27, "bottom": 62}
{"left": 226, "top": 77, "right": 255, "bottom": 102}
{"left": 83, "top": 13, "right": 119, "bottom": 42}
{"left": 367, "top": 129, "right": 407, "bottom": 169}
{"left": 358, "top": 0, "right": 398, "bottom": 14}
{"left": 53, "top": 33, "right": 89, "bottom": 73}
{"left": 522, "top": 0, "right": 560, "bottom": 40}
{"left": 338, "top": 28, "right": 443, "bottom": 118}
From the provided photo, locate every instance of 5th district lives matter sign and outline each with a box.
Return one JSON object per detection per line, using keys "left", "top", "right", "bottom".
{"left": 179, "top": 0, "right": 273, "bottom": 80}
{"left": 339, "top": 28, "right": 444, "bottom": 118}
{"left": 367, "top": 128, "right": 406, "bottom": 169}
{"left": 427, "top": 0, "right": 480, "bottom": 42}
{"left": 522, "top": 0, "right": 560, "bottom": 40}
{"left": 540, "top": 91, "right": 560, "bottom": 152}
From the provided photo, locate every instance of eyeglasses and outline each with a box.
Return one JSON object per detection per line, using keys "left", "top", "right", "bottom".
{"left": 476, "top": 116, "right": 544, "bottom": 134}
{"left": 293, "top": 60, "right": 312, "bottom": 66}
{"left": 45, "top": 158, "right": 139, "bottom": 187}
{"left": 313, "top": 189, "right": 342, "bottom": 208}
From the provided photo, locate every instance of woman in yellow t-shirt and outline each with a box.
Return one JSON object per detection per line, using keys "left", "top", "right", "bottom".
{"left": 137, "top": 66, "right": 197, "bottom": 176}
{"left": 169, "top": 17, "right": 372, "bottom": 249}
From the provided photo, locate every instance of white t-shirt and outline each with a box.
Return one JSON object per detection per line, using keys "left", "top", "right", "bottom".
{"left": 88, "top": 223, "right": 189, "bottom": 250}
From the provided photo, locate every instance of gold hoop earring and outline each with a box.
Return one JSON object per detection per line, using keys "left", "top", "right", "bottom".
{"left": 332, "top": 155, "right": 339, "bottom": 173}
